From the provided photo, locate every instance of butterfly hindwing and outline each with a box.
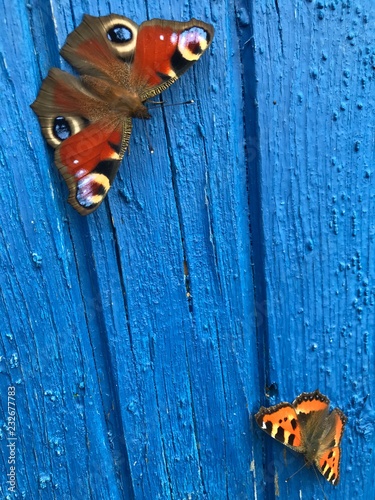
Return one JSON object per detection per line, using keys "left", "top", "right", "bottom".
{"left": 31, "top": 68, "right": 131, "bottom": 214}
{"left": 255, "top": 390, "right": 347, "bottom": 486}
{"left": 55, "top": 118, "right": 131, "bottom": 215}
{"left": 31, "top": 68, "right": 103, "bottom": 148}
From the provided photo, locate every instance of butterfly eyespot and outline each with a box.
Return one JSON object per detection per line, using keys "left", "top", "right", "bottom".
{"left": 76, "top": 173, "right": 110, "bottom": 209}
{"left": 53, "top": 116, "right": 71, "bottom": 141}
{"left": 107, "top": 24, "right": 133, "bottom": 43}
{"left": 102, "top": 16, "right": 138, "bottom": 58}
{"left": 176, "top": 27, "right": 211, "bottom": 62}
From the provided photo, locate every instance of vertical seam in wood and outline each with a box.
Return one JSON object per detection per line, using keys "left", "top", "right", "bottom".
{"left": 235, "top": 1, "right": 276, "bottom": 496}
{"left": 239, "top": 0, "right": 271, "bottom": 401}
{"left": 68, "top": 216, "right": 134, "bottom": 499}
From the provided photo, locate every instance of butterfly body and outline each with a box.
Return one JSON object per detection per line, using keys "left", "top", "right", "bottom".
{"left": 80, "top": 74, "right": 151, "bottom": 119}
{"left": 32, "top": 14, "right": 214, "bottom": 215}
{"left": 255, "top": 390, "right": 347, "bottom": 485}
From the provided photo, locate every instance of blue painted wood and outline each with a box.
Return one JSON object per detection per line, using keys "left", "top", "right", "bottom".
{"left": 241, "top": 0, "right": 375, "bottom": 498}
{"left": 0, "top": 0, "right": 374, "bottom": 499}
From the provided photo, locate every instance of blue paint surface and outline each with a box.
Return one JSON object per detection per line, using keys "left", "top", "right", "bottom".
{"left": 0, "top": 0, "right": 374, "bottom": 498}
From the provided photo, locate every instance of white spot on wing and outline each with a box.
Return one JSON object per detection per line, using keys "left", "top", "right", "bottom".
{"left": 76, "top": 169, "right": 87, "bottom": 178}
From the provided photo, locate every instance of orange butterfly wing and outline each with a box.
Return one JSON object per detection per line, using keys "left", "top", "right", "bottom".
{"left": 293, "top": 390, "right": 330, "bottom": 414}
{"left": 131, "top": 19, "right": 214, "bottom": 99}
{"left": 31, "top": 68, "right": 131, "bottom": 215}
{"left": 317, "top": 446, "right": 342, "bottom": 485}
{"left": 55, "top": 118, "right": 129, "bottom": 215}
{"left": 255, "top": 403, "right": 303, "bottom": 450}
{"left": 315, "top": 408, "right": 347, "bottom": 485}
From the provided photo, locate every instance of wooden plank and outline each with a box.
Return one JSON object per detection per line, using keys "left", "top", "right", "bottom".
{"left": 245, "top": 1, "right": 375, "bottom": 498}
{"left": 0, "top": 1, "right": 128, "bottom": 497}
{"left": 0, "top": 0, "right": 261, "bottom": 498}
{"left": 2, "top": 0, "right": 373, "bottom": 497}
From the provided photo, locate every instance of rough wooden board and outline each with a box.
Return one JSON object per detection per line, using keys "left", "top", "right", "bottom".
{"left": 244, "top": 1, "right": 375, "bottom": 498}
{"left": 0, "top": 0, "right": 260, "bottom": 497}
{"left": 1, "top": 0, "right": 374, "bottom": 498}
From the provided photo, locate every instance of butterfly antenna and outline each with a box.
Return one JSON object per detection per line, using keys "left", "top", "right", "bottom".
{"left": 148, "top": 99, "right": 195, "bottom": 108}
{"left": 285, "top": 462, "right": 308, "bottom": 483}
{"left": 142, "top": 119, "right": 154, "bottom": 154}
{"left": 161, "top": 99, "right": 195, "bottom": 107}
{"left": 312, "top": 466, "right": 328, "bottom": 500}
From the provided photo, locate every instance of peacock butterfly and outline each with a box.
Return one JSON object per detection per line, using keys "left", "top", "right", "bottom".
{"left": 31, "top": 14, "right": 214, "bottom": 215}
{"left": 255, "top": 390, "right": 347, "bottom": 485}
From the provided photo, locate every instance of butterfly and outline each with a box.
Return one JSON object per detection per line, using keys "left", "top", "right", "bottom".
{"left": 255, "top": 390, "right": 347, "bottom": 485}
{"left": 31, "top": 14, "right": 214, "bottom": 215}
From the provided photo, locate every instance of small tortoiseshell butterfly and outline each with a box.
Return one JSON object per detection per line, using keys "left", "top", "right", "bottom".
{"left": 255, "top": 390, "right": 347, "bottom": 485}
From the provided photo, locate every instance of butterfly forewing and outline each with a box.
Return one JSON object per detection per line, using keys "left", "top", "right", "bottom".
{"left": 317, "top": 446, "right": 342, "bottom": 485}
{"left": 315, "top": 408, "right": 347, "bottom": 486}
{"left": 131, "top": 19, "right": 214, "bottom": 100}
{"left": 255, "top": 403, "right": 303, "bottom": 449}
{"left": 293, "top": 391, "right": 330, "bottom": 414}
{"left": 331, "top": 408, "right": 347, "bottom": 446}
{"left": 60, "top": 14, "right": 139, "bottom": 81}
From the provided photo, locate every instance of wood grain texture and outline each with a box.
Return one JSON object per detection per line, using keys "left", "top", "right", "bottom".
{"left": 0, "top": 0, "right": 373, "bottom": 498}
{"left": 243, "top": 0, "right": 375, "bottom": 498}
{"left": 1, "top": 0, "right": 260, "bottom": 498}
